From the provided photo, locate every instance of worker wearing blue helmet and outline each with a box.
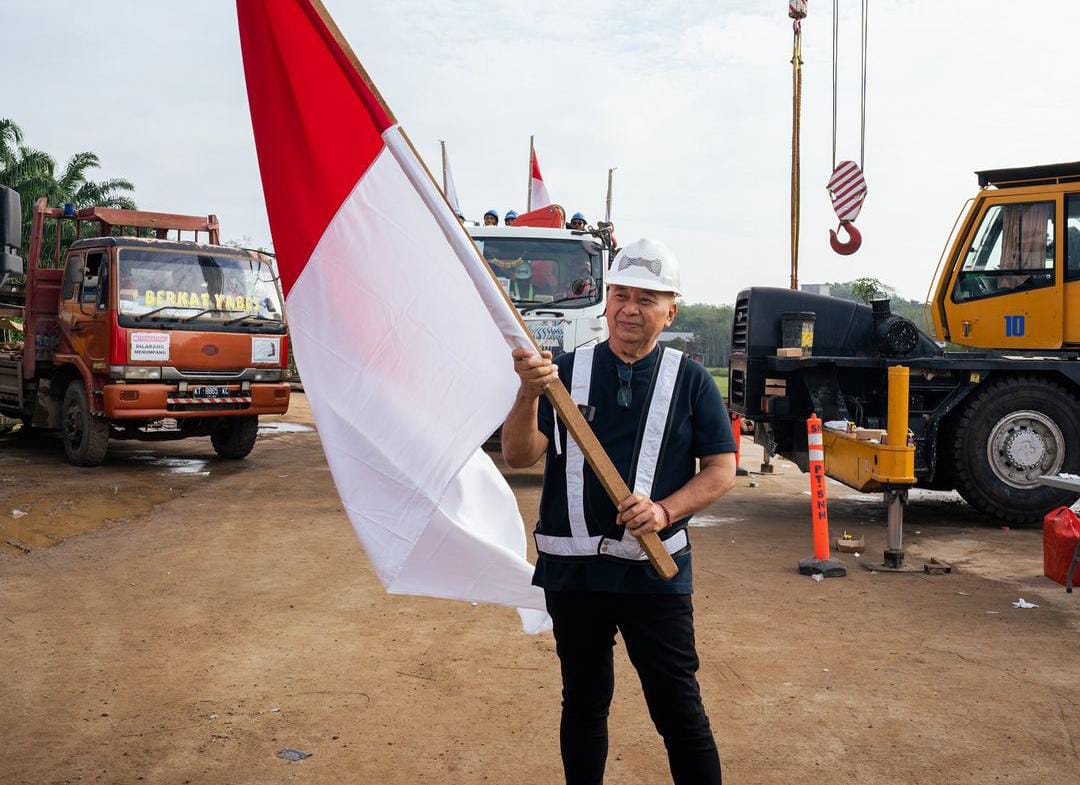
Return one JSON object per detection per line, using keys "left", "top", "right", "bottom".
{"left": 569, "top": 212, "right": 587, "bottom": 231}
{"left": 505, "top": 210, "right": 519, "bottom": 226}
{"left": 483, "top": 209, "right": 499, "bottom": 227}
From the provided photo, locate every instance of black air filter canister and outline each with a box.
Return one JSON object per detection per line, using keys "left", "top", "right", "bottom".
{"left": 872, "top": 298, "right": 919, "bottom": 357}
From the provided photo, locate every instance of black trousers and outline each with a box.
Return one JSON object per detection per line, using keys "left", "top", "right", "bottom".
{"left": 544, "top": 590, "right": 722, "bottom": 785}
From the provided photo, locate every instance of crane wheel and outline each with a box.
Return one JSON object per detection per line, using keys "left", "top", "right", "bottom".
{"left": 211, "top": 416, "right": 259, "bottom": 459}
{"left": 950, "top": 375, "right": 1080, "bottom": 524}
{"left": 61, "top": 380, "right": 110, "bottom": 467}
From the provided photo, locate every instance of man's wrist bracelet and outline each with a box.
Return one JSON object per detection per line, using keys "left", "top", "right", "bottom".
{"left": 657, "top": 501, "right": 673, "bottom": 529}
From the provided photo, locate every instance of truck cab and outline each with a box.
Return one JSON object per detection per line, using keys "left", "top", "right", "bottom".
{"left": 0, "top": 193, "right": 290, "bottom": 465}
{"left": 467, "top": 224, "right": 610, "bottom": 355}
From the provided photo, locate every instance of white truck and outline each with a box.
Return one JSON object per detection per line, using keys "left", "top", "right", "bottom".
{"left": 467, "top": 221, "right": 612, "bottom": 356}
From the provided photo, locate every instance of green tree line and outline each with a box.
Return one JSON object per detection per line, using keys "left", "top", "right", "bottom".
{"left": 668, "top": 303, "right": 734, "bottom": 367}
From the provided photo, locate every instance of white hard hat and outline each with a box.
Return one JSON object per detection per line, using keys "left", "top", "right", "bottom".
{"left": 607, "top": 238, "right": 682, "bottom": 295}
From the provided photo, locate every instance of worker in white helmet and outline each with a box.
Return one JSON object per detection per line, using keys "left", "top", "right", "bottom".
{"left": 502, "top": 238, "right": 737, "bottom": 785}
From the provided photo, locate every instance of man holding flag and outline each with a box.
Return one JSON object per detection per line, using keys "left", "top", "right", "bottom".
{"left": 503, "top": 238, "right": 737, "bottom": 785}
{"left": 236, "top": 1, "right": 733, "bottom": 782}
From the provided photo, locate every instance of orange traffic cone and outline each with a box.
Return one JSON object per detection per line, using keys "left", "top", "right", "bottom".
{"left": 731, "top": 412, "right": 748, "bottom": 476}
{"left": 798, "top": 413, "right": 847, "bottom": 578}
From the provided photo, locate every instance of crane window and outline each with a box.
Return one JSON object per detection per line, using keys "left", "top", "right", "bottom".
{"left": 1066, "top": 195, "right": 1080, "bottom": 282}
{"left": 953, "top": 201, "right": 1055, "bottom": 302}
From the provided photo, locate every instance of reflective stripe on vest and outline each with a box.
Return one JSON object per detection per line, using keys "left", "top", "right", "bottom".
{"left": 563, "top": 343, "right": 595, "bottom": 548}
{"left": 597, "top": 347, "right": 684, "bottom": 561}
{"left": 534, "top": 345, "right": 687, "bottom": 562}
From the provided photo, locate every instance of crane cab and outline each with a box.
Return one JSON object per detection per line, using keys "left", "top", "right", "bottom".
{"left": 931, "top": 162, "right": 1080, "bottom": 350}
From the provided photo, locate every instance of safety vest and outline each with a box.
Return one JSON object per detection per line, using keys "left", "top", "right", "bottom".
{"left": 534, "top": 343, "right": 690, "bottom": 563}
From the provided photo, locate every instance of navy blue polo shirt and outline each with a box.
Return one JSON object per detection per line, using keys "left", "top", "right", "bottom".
{"left": 533, "top": 340, "right": 737, "bottom": 594}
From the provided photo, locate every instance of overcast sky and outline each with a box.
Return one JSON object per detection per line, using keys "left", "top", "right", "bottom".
{"left": 3, "top": 1, "right": 1075, "bottom": 304}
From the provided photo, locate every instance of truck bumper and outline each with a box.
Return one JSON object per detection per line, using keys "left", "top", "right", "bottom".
{"left": 103, "top": 383, "right": 291, "bottom": 419}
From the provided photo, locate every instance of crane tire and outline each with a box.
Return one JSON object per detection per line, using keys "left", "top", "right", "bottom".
{"left": 950, "top": 375, "right": 1080, "bottom": 524}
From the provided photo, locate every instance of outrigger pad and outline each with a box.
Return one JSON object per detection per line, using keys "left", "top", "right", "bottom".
{"left": 798, "top": 557, "right": 847, "bottom": 578}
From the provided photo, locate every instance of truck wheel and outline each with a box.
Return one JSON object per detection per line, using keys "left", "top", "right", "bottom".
{"left": 62, "top": 381, "right": 109, "bottom": 466}
{"left": 211, "top": 416, "right": 259, "bottom": 459}
{"left": 950, "top": 376, "right": 1080, "bottom": 524}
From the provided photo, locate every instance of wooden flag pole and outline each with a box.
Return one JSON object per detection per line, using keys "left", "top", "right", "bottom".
{"left": 527, "top": 135, "right": 534, "bottom": 213}
{"left": 306, "top": 0, "right": 677, "bottom": 580}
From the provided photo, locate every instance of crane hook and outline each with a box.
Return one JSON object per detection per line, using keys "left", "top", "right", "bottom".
{"left": 829, "top": 220, "right": 862, "bottom": 255}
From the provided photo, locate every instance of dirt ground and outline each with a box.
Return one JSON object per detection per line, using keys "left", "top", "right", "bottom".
{"left": 2, "top": 394, "right": 1079, "bottom": 785}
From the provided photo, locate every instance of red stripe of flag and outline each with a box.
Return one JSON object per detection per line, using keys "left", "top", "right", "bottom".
{"left": 237, "top": 0, "right": 394, "bottom": 297}
{"left": 531, "top": 149, "right": 544, "bottom": 182}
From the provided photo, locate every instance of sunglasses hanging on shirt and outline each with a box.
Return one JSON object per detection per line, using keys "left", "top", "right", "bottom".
{"left": 617, "top": 363, "right": 632, "bottom": 408}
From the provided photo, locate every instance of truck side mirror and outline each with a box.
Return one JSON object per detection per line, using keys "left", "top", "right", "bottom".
{"left": 0, "top": 187, "right": 23, "bottom": 288}
{"left": 0, "top": 186, "right": 21, "bottom": 252}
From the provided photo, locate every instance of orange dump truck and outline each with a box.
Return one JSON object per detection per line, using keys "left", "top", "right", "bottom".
{"left": 0, "top": 188, "right": 290, "bottom": 465}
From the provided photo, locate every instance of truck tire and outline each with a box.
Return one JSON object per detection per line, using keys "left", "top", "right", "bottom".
{"left": 62, "top": 381, "right": 109, "bottom": 466}
{"left": 211, "top": 416, "right": 259, "bottom": 459}
{"left": 950, "top": 376, "right": 1080, "bottom": 524}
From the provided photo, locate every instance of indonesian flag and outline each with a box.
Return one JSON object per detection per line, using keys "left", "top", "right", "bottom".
{"left": 236, "top": 0, "right": 548, "bottom": 632}
{"left": 530, "top": 146, "right": 551, "bottom": 209}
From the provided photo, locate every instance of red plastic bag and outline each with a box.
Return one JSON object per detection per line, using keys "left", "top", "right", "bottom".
{"left": 1043, "top": 506, "right": 1080, "bottom": 589}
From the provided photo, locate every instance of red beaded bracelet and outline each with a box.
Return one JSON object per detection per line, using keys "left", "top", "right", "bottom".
{"left": 656, "top": 501, "right": 673, "bottom": 529}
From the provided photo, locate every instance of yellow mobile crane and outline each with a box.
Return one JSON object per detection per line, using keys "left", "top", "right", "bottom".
{"left": 730, "top": 162, "right": 1080, "bottom": 545}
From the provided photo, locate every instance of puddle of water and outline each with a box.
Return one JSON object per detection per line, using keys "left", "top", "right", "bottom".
{"left": 690, "top": 514, "right": 744, "bottom": 527}
{"left": 125, "top": 454, "right": 211, "bottom": 477}
{"left": 258, "top": 422, "right": 314, "bottom": 435}
{"left": 2, "top": 485, "right": 184, "bottom": 556}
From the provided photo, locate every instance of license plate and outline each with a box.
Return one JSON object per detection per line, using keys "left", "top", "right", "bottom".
{"left": 191, "top": 386, "right": 228, "bottom": 397}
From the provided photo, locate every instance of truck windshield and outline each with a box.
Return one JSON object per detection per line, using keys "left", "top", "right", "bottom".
{"left": 474, "top": 238, "right": 600, "bottom": 306}
{"left": 117, "top": 249, "right": 285, "bottom": 329}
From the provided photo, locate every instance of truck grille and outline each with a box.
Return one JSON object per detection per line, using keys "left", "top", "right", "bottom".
{"left": 175, "top": 369, "right": 245, "bottom": 379}
{"left": 731, "top": 294, "right": 749, "bottom": 353}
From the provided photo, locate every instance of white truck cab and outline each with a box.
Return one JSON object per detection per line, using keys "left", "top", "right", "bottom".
{"left": 468, "top": 225, "right": 609, "bottom": 356}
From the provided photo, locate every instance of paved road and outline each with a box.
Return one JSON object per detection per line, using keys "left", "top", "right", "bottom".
{"left": 2, "top": 395, "right": 1078, "bottom": 784}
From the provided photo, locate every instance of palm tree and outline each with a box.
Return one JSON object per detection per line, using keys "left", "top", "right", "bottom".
{"left": 0, "top": 118, "right": 23, "bottom": 167}
{"left": 0, "top": 118, "right": 136, "bottom": 263}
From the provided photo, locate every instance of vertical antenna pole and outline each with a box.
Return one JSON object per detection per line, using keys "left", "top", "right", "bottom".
{"left": 605, "top": 168, "right": 615, "bottom": 223}
{"left": 527, "top": 135, "right": 534, "bottom": 212}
